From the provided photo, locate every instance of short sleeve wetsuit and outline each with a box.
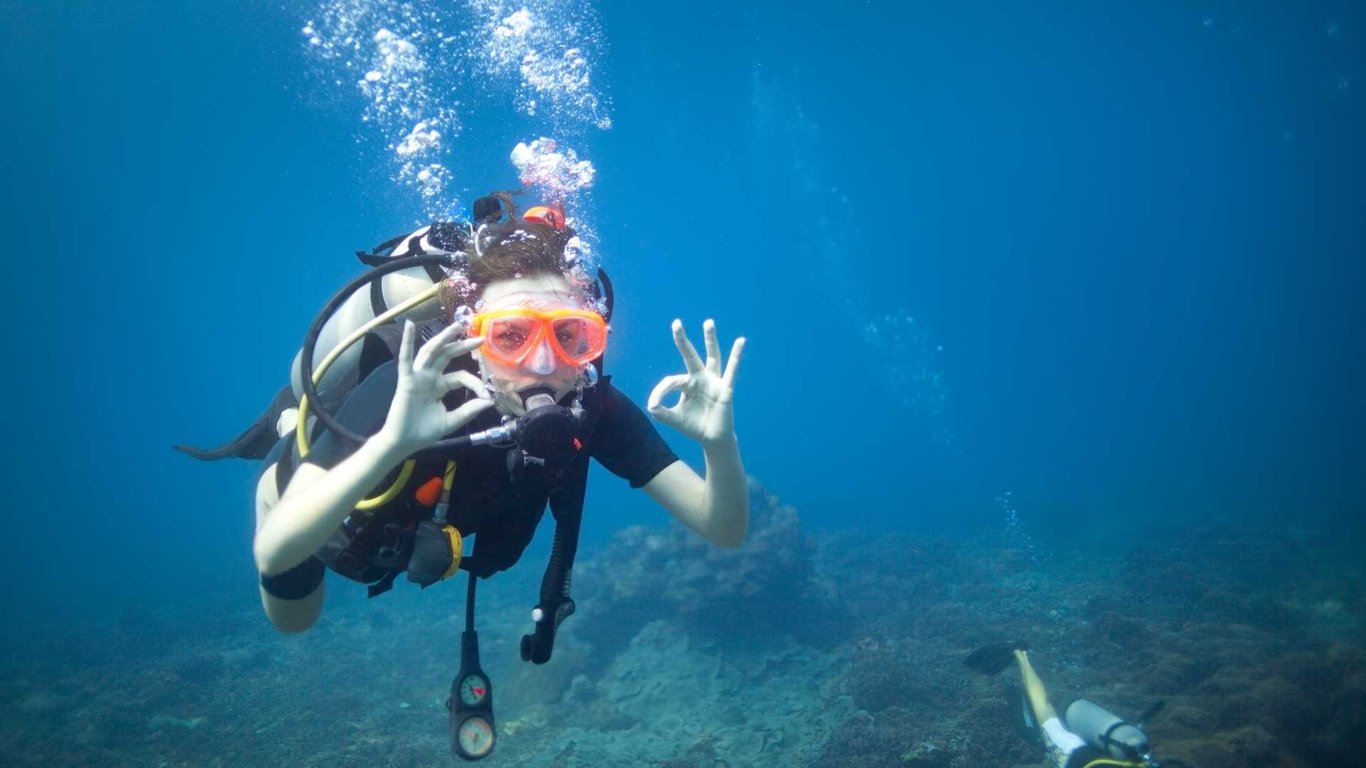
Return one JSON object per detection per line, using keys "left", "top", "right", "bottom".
{"left": 259, "top": 355, "right": 677, "bottom": 598}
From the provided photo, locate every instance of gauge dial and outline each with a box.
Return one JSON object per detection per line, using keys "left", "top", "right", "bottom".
{"left": 459, "top": 674, "right": 490, "bottom": 707}
{"left": 457, "top": 716, "right": 495, "bottom": 759}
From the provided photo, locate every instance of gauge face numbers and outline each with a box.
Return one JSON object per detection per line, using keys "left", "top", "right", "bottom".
{"left": 459, "top": 674, "right": 490, "bottom": 707}
{"left": 457, "top": 716, "right": 495, "bottom": 759}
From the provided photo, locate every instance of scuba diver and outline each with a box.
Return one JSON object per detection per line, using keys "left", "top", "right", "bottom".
{"left": 964, "top": 641, "right": 1188, "bottom": 768}
{"left": 178, "top": 192, "right": 748, "bottom": 759}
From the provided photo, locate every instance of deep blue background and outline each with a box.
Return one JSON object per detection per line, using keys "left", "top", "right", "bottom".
{"left": 1, "top": 0, "right": 1361, "bottom": 625}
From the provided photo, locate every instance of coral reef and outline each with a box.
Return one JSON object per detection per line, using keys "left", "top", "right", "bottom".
{"left": 572, "top": 478, "right": 836, "bottom": 655}
{"left": 0, "top": 488, "right": 1361, "bottom": 768}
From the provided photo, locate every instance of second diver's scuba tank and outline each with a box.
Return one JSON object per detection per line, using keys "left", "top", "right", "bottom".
{"left": 1064, "top": 698, "right": 1152, "bottom": 760}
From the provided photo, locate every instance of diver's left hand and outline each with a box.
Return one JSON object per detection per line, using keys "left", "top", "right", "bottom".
{"left": 648, "top": 319, "right": 745, "bottom": 446}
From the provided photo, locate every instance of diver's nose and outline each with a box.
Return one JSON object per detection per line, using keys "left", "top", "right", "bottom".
{"left": 527, "top": 339, "right": 556, "bottom": 375}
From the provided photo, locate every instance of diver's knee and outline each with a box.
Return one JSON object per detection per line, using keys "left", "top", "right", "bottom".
{"left": 259, "top": 556, "right": 325, "bottom": 632}
{"left": 268, "top": 604, "right": 320, "bottom": 634}
{"left": 269, "top": 611, "right": 319, "bottom": 634}
{"left": 261, "top": 586, "right": 324, "bottom": 633}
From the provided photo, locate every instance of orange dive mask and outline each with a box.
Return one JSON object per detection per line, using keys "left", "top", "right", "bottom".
{"left": 470, "top": 308, "right": 608, "bottom": 367}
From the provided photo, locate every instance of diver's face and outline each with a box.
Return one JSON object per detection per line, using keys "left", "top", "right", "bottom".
{"left": 474, "top": 274, "right": 585, "bottom": 402}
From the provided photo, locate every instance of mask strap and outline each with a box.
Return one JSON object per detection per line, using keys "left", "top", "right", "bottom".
{"left": 472, "top": 222, "right": 491, "bottom": 259}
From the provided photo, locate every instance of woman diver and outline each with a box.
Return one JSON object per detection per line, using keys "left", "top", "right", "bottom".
{"left": 249, "top": 193, "right": 748, "bottom": 634}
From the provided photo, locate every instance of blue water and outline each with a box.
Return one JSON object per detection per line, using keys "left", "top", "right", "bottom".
{"left": 0, "top": 1, "right": 1362, "bottom": 761}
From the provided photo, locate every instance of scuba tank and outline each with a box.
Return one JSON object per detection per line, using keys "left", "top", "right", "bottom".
{"left": 290, "top": 222, "right": 467, "bottom": 410}
{"left": 174, "top": 216, "right": 486, "bottom": 462}
{"left": 1064, "top": 698, "right": 1151, "bottom": 760}
{"left": 173, "top": 223, "right": 468, "bottom": 461}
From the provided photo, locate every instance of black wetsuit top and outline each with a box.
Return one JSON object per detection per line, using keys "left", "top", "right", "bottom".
{"left": 261, "top": 358, "right": 677, "bottom": 598}
{"left": 309, "top": 361, "right": 675, "bottom": 485}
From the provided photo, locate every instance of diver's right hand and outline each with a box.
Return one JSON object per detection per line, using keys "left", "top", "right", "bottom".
{"left": 382, "top": 320, "right": 493, "bottom": 454}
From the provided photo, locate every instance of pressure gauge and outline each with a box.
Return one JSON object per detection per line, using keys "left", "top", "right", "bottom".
{"left": 456, "top": 715, "right": 495, "bottom": 759}
{"left": 459, "top": 673, "right": 490, "bottom": 707}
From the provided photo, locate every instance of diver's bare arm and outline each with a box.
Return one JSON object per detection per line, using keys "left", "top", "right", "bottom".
{"left": 253, "top": 432, "right": 412, "bottom": 575}
{"left": 254, "top": 462, "right": 326, "bottom": 632}
{"left": 645, "top": 319, "right": 748, "bottom": 546}
{"left": 644, "top": 437, "right": 748, "bottom": 547}
{"left": 254, "top": 323, "right": 489, "bottom": 575}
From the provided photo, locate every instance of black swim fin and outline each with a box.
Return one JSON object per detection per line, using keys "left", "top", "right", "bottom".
{"left": 964, "top": 640, "right": 1030, "bottom": 675}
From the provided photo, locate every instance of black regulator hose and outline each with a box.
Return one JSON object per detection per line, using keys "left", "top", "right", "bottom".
{"left": 298, "top": 253, "right": 457, "bottom": 448}
{"left": 521, "top": 481, "right": 583, "bottom": 664}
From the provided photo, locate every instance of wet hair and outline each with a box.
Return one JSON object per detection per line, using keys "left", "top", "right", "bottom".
{"left": 438, "top": 191, "right": 578, "bottom": 317}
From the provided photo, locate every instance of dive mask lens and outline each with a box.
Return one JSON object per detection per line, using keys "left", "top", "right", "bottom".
{"left": 484, "top": 315, "right": 541, "bottom": 363}
{"left": 549, "top": 315, "right": 606, "bottom": 365}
